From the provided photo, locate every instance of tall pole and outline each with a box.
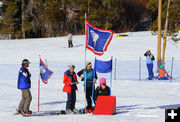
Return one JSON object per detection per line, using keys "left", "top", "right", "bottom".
{"left": 157, "top": 0, "right": 162, "bottom": 70}
{"left": 84, "top": 13, "right": 87, "bottom": 111}
{"left": 162, "top": 0, "right": 171, "bottom": 64}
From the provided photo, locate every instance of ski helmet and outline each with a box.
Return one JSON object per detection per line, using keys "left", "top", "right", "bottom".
{"left": 160, "top": 64, "right": 164, "bottom": 68}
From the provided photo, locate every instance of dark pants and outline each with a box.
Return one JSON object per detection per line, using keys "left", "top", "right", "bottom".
{"left": 147, "top": 63, "right": 154, "bottom": 80}
{"left": 68, "top": 40, "right": 73, "bottom": 48}
{"left": 66, "top": 89, "right": 76, "bottom": 110}
{"left": 86, "top": 87, "right": 95, "bottom": 109}
{"left": 158, "top": 77, "right": 169, "bottom": 80}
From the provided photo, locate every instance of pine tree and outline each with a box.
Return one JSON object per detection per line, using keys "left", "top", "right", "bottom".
{"left": 0, "top": 1, "right": 20, "bottom": 39}
{"left": 147, "top": 0, "right": 180, "bottom": 42}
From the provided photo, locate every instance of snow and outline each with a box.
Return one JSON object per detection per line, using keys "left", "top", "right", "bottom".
{"left": 0, "top": 31, "right": 180, "bottom": 122}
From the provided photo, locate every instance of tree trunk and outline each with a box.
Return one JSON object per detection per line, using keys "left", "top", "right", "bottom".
{"left": 41, "top": 15, "right": 45, "bottom": 38}
{"left": 22, "top": 0, "right": 26, "bottom": 39}
{"left": 63, "top": 0, "right": 67, "bottom": 33}
{"left": 157, "top": 0, "right": 162, "bottom": 70}
{"left": 162, "top": 0, "right": 171, "bottom": 64}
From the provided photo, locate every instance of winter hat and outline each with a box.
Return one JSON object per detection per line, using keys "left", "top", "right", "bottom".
{"left": 68, "top": 64, "right": 75, "bottom": 68}
{"left": 86, "top": 61, "right": 92, "bottom": 66}
{"left": 160, "top": 64, "right": 164, "bottom": 68}
{"left": 99, "top": 78, "right": 106, "bottom": 84}
{"left": 22, "top": 59, "right": 30, "bottom": 64}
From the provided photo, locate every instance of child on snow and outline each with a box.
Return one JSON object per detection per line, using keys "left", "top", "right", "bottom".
{"left": 63, "top": 64, "right": 79, "bottom": 113}
{"left": 144, "top": 50, "right": 155, "bottom": 80}
{"left": 158, "top": 64, "right": 172, "bottom": 80}
{"left": 94, "top": 78, "right": 110, "bottom": 104}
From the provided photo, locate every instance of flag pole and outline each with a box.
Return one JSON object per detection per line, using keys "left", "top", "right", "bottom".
{"left": 38, "top": 55, "right": 41, "bottom": 112}
{"left": 45, "top": 59, "right": 48, "bottom": 67}
{"left": 84, "top": 13, "right": 87, "bottom": 111}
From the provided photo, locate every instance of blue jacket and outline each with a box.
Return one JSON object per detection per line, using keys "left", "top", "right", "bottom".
{"left": 144, "top": 52, "right": 155, "bottom": 64}
{"left": 77, "top": 68, "right": 98, "bottom": 88}
{"left": 17, "top": 67, "right": 31, "bottom": 89}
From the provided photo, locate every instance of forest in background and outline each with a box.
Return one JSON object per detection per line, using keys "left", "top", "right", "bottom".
{"left": 0, "top": 0, "right": 179, "bottom": 40}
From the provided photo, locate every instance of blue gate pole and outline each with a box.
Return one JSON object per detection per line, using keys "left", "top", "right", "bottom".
{"left": 114, "top": 57, "right": 117, "bottom": 80}
{"left": 170, "top": 57, "right": 174, "bottom": 82}
{"left": 110, "top": 56, "right": 113, "bottom": 96}
{"left": 139, "top": 57, "right": 141, "bottom": 81}
{"left": 91, "top": 57, "right": 96, "bottom": 107}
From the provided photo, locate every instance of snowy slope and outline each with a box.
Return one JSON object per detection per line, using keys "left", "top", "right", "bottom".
{"left": 0, "top": 31, "right": 180, "bottom": 122}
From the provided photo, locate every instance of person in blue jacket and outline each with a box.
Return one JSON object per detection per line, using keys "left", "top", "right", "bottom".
{"left": 77, "top": 61, "right": 98, "bottom": 113}
{"left": 144, "top": 50, "right": 155, "bottom": 80}
{"left": 17, "top": 59, "right": 32, "bottom": 114}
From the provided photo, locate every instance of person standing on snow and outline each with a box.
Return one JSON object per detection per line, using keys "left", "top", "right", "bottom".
{"left": 77, "top": 62, "right": 98, "bottom": 113}
{"left": 144, "top": 50, "right": 155, "bottom": 80}
{"left": 17, "top": 59, "right": 32, "bottom": 114}
{"left": 94, "top": 78, "right": 110, "bottom": 104}
{"left": 63, "top": 64, "right": 79, "bottom": 114}
{"left": 67, "top": 33, "right": 73, "bottom": 48}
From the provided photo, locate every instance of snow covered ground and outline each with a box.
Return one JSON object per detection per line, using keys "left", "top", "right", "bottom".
{"left": 0, "top": 31, "right": 180, "bottom": 122}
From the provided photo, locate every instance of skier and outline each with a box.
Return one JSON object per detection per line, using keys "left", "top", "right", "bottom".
{"left": 94, "top": 78, "right": 110, "bottom": 104}
{"left": 158, "top": 64, "right": 172, "bottom": 80}
{"left": 67, "top": 32, "right": 73, "bottom": 48}
{"left": 77, "top": 61, "right": 98, "bottom": 113}
{"left": 63, "top": 64, "right": 79, "bottom": 114}
{"left": 144, "top": 50, "right": 155, "bottom": 80}
{"left": 17, "top": 59, "right": 32, "bottom": 114}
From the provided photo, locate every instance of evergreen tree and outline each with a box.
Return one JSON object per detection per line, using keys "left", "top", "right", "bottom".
{"left": 0, "top": 1, "right": 21, "bottom": 39}
{"left": 147, "top": 0, "right": 180, "bottom": 42}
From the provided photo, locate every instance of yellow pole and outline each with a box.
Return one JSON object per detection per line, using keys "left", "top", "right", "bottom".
{"left": 157, "top": 0, "right": 162, "bottom": 70}
{"left": 162, "top": 0, "right": 171, "bottom": 64}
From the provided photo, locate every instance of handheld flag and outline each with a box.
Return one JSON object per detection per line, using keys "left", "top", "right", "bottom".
{"left": 40, "top": 59, "right": 53, "bottom": 84}
{"left": 85, "top": 19, "right": 114, "bottom": 56}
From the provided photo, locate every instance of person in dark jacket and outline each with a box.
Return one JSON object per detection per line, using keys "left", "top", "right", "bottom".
{"left": 94, "top": 78, "right": 110, "bottom": 104}
{"left": 144, "top": 50, "right": 155, "bottom": 80}
{"left": 17, "top": 59, "right": 32, "bottom": 114}
{"left": 77, "top": 61, "right": 98, "bottom": 113}
{"left": 63, "top": 64, "right": 78, "bottom": 113}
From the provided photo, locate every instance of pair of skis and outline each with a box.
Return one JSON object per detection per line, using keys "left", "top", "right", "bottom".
{"left": 14, "top": 109, "right": 86, "bottom": 117}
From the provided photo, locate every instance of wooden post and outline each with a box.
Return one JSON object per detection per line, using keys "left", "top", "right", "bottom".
{"left": 157, "top": 0, "right": 162, "bottom": 70}
{"left": 162, "top": 0, "right": 171, "bottom": 64}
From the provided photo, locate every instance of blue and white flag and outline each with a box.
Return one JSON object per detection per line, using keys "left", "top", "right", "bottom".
{"left": 40, "top": 59, "right": 53, "bottom": 84}
{"left": 85, "top": 19, "right": 114, "bottom": 56}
